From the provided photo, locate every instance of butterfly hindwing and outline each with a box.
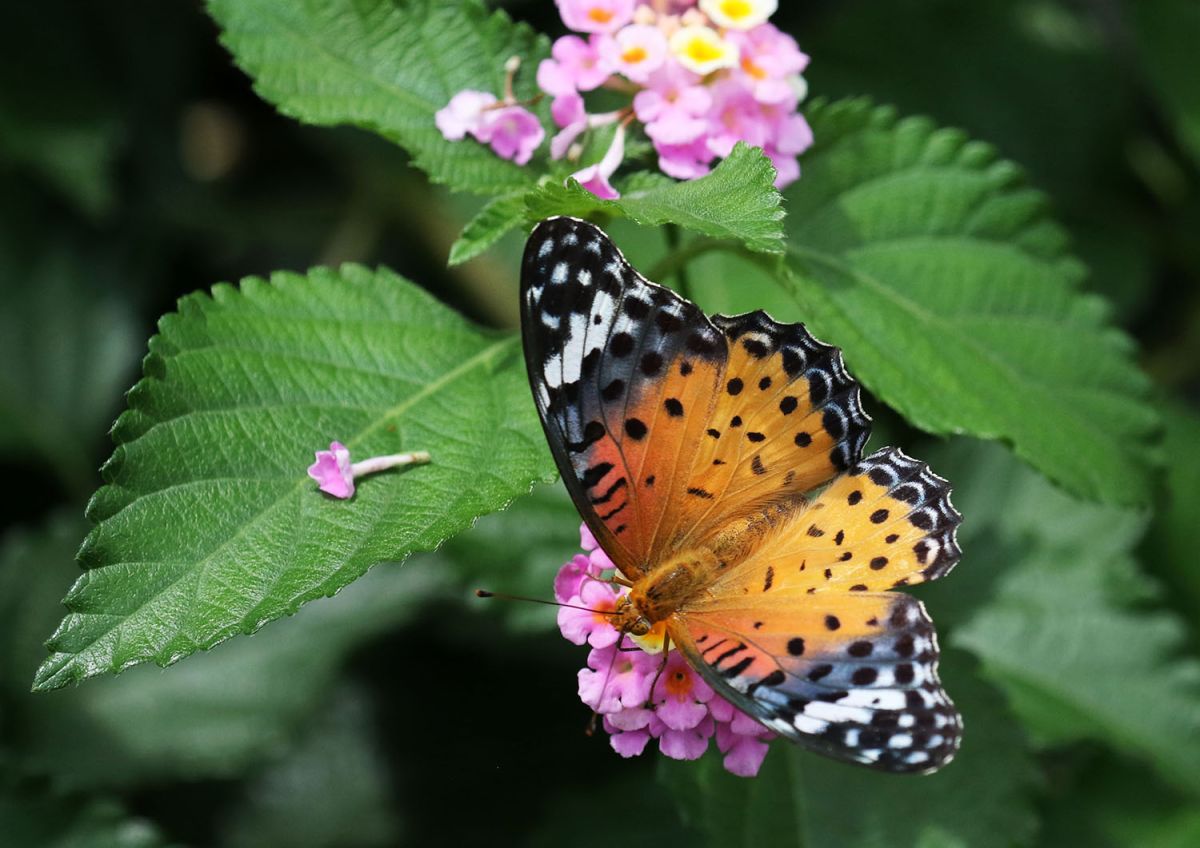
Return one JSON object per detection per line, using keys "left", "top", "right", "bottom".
{"left": 670, "top": 591, "right": 960, "bottom": 772}
{"left": 520, "top": 217, "right": 726, "bottom": 576}
{"left": 707, "top": 447, "right": 963, "bottom": 596}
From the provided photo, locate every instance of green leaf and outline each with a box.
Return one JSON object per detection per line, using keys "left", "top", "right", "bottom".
{"left": 448, "top": 193, "right": 527, "bottom": 266}
{"left": 1131, "top": 0, "right": 1200, "bottom": 166}
{"left": 205, "top": 0, "right": 549, "bottom": 195}
{"left": 775, "top": 98, "right": 1158, "bottom": 505}
{"left": 525, "top": 143, "right": 786, "bottom": 255}
{"left": 951, "top": 447, "right": 1200, "bottom": 795}
{"left": 218, "top": 686, "right": 401, "bottom": 848}
{"left": 660, "top": 651, "right": 1039, "bottom": 848}
{"left": 33, "top": 264, "right": 554, "bottom": 691}
{"left": 0, "top": 247, "right": 140, "bottom": 496}
{"left": 1145, "top": 403, "right": 1200, "bottom": 623}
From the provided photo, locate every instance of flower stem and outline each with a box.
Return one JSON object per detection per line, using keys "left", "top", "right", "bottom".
{"left": 350, "top": 451, "right": 432, "bottom": 476}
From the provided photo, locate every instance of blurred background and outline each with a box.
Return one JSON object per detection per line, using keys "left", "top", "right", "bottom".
{"left": 1, "top": 1, "right": 1197, "bottom": 846}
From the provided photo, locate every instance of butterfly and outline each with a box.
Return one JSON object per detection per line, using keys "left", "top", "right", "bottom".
{"left": 520, "top": 217, "right": 963, "bottom": 773}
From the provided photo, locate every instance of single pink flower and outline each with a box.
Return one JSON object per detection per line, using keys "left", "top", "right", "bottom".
{"left": 308, "top": 441, "right": 355, "bottom": 498}
{"left": 434, "top": 90, "right": 498, "bottom": 141}
{"left": 705, "top": 78, "right": 772, "bottom": 158}
{"left": 550, "top": 93, "right": 588, "bottom": 160}
{"left": 599, "top": 23, "right": 668, "bottom": 83}
{"left": 654, "top": 138, "right": 714, "bottom": 180}
{"left": 570, "top": 121, "right": 627, "bottom": 199}
{"left": 653, "top": 713, "right": 715, "bottom": 760}
{"left": 556, "top": 0, "right": 636, "bottom": 34}
{"left": 649, "top": 650, "right": 714, "bottom": 731}
{"left": 634, "top": 64, "right": 712, "bottom": 145}
{"left": 604, "top": 715, "right": 653, "bottom": 757}
{"left": 307, "top": 442, "right": 431, "bottom": 499}
{"left": 480, "top": 105, "right": 544, "bottom": 165}
{"left": 716, "top": 723, "right": 772, "bottom": 777}
{"left": 579, "top": 643, "right": 658, "bottom": 712}
{"left": 538, "top": 35, "right": 613, "bottom": 96}
{"left": 558, "top": 578, "right": 621, "bottom": 647}
{"left": 555, "top": 553, "right": 600, "bottom": 603}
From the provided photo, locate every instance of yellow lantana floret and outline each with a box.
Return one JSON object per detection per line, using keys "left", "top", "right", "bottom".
{"left": 700, "top": 0, "right": 778, "bottom": 30}
{"left": 669, "top": 25, "right": 739, "bottom": 75}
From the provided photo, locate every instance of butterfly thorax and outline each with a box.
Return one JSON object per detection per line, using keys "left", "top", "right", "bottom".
{"left": 624, "top": 547, "right": 722, "bottom": 627}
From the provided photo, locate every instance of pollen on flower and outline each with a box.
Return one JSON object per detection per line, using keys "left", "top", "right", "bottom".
{"left": 555, "top": 522, "right": 776, "bottom": 777}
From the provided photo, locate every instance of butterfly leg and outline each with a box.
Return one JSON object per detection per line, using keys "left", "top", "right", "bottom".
{"left": 642, "top": 630, "right": 673, "bottom": 709}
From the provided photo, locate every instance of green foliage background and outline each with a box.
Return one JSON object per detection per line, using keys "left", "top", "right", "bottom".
{"left": 1, "top": 1, "right": 1198, "bottom": 845}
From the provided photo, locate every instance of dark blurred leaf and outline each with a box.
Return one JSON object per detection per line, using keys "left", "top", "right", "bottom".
{"left": 951, "top": 447, "right": 1200, "bottom": 795}
{"left": 1, "top": 513, "right": 451, "bottom": 787}
{"left": 525, "top": 144, "right": 786, "bottom": 255}
{"left": 218, "top": 686, "right": 400, "bottom": 848}
{"left": 1131, "top": 0, "right": 1200, "bottom": 166}
{"left": 33, "top": 265, "right": 554, "bottom": 691}
{"left": 207, "top": 0, "right": 549, "bottom": 195}
{"left": 0, "top": 248, "right": 140, "bottom": 496}
{"left": 660, "top": 651, "right": 1039, "bottom": 848}
{"left": 441, "top": 482, "right": 580, "bottom": 632}
{"left": 0, "top": 793, "right": 166, "bottom": 848}
{"left": 776, "top": 98, "right": 1158, "bottom": 505}
{"left": 0, "top": 3, "right": 122, "bottom": 217}
{"left": 1144, "top": 403, "right": 1200, "bottom": 623}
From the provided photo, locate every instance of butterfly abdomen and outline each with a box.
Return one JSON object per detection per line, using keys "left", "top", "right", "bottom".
{"left": 630, "top": 548, "right": 723, "bottom": 623}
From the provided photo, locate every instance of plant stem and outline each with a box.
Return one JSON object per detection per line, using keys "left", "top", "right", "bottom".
{"left": 663, "top": 223, "right": 694, "bottom": 298}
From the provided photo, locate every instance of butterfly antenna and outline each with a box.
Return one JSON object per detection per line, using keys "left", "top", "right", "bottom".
{"left": 474, "top": 589, "right": 622, "bottom": 617}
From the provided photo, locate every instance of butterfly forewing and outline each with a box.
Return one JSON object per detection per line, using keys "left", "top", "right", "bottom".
{"left": 520, "top": 217, "right": 726, "bottom": 576}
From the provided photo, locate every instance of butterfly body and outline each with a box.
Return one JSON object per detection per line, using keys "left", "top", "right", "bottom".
{"left": 521, "top": 217, "right": 963, "bottom": 774}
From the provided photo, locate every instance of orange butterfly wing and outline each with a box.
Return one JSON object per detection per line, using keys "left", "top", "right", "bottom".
{"left": 668, "top": 591, "right": 959, "bottom": 772}
{"left": 521, "top": 217, "right": 726, "bottom": 577}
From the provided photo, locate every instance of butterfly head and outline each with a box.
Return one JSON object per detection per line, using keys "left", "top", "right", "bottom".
{"left": 610, "top": 595, "right": 654, "bottom": 637}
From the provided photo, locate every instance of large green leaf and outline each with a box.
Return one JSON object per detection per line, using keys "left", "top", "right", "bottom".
{"left": 660, "top": 651, "right": 1039, "bottom": 848}
{"left": 33, "top": 265, "right": 554, "bottom": 691}
{"left": 773, "top": 98, "right": 1158, "bottom": 505}
{"left": 951, "top": 445, "right": 1200, "bottom": 795}
{"left": 525, "top": 144, "right": 786, "bottom": 255}
{"left": 206, "top": 0, "right": 548, "bottom": 195}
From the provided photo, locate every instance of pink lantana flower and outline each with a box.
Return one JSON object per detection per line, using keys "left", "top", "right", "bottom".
{"left": 434, "top": 90, "right": 498, "bottom": 141}
{"left": 436, "top": 57, "right": 545, "bottom": 165}
{"left": 307, "top": 442, "right": 431, "bottom": 499}
{"left": 555, "top": 522, "right": 776, "bottom": 776}
{"left": 633, "top": 64, "right": 712, "bottom": 145}
{"left": 569, "top": 121, "right": 627, "bottom": 199}
{"left": 556, "top": 0, "right": 636, "bottom": 34}
{"left": 537, "top": 35, "right": 613, "bottom": 96}
{"left": 483, "top": 106, "right": 545, "bottom": 165}
{"left": 535, "top": 0, "right": 813, "bottom": 190}
{"left": 599, "top": 23, "right": 668, "bottom": 83}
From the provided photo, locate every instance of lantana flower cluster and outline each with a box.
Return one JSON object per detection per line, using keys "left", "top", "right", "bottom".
{"left": 436, "top": 0, "right": 812, "bottom": 198}
{"left": 557, "top": 523, "right": 774, "bottom": 777}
